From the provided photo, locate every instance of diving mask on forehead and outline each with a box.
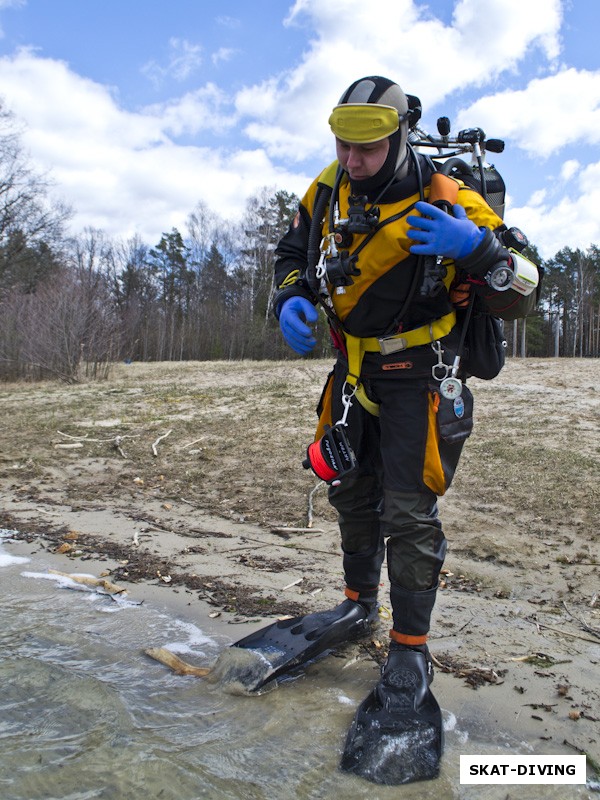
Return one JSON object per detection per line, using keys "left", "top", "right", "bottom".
{"left": 328, "top": 103, "right": 407, "bottom": 143}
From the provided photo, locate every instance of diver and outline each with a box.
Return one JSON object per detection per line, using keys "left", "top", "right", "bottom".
{"left": 233, "top": 75, "right": 527, "bottom": 786}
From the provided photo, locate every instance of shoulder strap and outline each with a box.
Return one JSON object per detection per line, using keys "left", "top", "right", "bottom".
{"left": 317, "top": 160, "right": 340, "bottom": 189}
{"left": 306, "top": 161, "right": 348, "bottom": 294}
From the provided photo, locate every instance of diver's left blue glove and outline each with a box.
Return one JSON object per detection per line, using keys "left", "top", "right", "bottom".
{"left": 407, "top": 201, "right": 485, "bottom": 260}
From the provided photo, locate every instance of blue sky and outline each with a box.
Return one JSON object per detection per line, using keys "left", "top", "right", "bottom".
{"left": 0, "top": 0, "right": 597, "bottom": 259}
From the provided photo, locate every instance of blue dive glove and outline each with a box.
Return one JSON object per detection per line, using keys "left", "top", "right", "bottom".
{"left": 279, "top": 296, "right": 318, "bottom": 355}
{"left": 407, "top": 201, "right": 485, "bottom": 260}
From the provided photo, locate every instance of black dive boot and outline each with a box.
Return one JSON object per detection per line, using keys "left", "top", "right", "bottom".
{"left": 340, "top": 643, "right": 443, "bottom": 785}
{"left": 222, "top": 595, "right": 379, "bottom": 692}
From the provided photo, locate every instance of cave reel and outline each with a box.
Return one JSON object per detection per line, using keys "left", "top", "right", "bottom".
{"left": 303, "top": 423, "right": 357, "bottom": 487}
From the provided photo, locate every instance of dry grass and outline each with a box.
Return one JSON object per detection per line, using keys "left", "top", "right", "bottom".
{"left": 1, "top": 357, "right": 597, "bottom": 535}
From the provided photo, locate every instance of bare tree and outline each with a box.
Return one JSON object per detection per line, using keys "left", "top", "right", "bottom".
{"left": 0, "top": 104, "right": 71, "bottom": 295}
{"left": 0, "top": 264, "right": 119, "bottom": 382}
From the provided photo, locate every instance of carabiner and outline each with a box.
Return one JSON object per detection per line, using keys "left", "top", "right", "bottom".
{"left": 337, "top": 381, "right": 357, "bottom": 426}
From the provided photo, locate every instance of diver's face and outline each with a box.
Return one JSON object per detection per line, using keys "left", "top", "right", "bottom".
{"left": 335, "top": 137, "right": 390, "bottom": 181}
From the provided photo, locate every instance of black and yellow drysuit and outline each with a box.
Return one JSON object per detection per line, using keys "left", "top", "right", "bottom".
{"left": 273, "top": 153, "right": 506, "bottom": 648}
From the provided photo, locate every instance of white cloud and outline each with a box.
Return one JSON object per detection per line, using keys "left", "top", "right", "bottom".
{"left": 507, "top": 160, "right": 600, "bottom": 258}
{"left": 143, "top": 83, "right": 236, "bottom": 138}
{"left": 237, "top": 0, "right": 564, "bottom": 161}
{"left": 451, "top": 0, "right": 562, "bottom": 63}
{"left": 0, "top": 48, "right": 166, "bottom": 147}
{"left": 527, "top": 189, "right": 547, "bottom": 207}
{"left": 560, "top": 159, "right": 579, "bottom": 181}
{"left": 216, "top": 16, "right": 240, "bottom": 30}
{"left": 212, "top": 47, "right": 237, "bottom": 66}
{"left": 0, "top": 49, "right": 309, "bottom": 244}
{"left": 0, "top": 0, "right": 595, "bottom": 259}
{"left": 456, "top": 67, "right": 600, "bottom": 156}
{"left": 54, "top": 140, "right": 310, "bottom": 245}
{"left": 141, "top": 38, "right": 203, "bottom": 88}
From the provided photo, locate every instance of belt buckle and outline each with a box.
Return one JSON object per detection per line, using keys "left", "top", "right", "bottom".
{"left": 378, "top": 335, "right": 408, "bottom": 355}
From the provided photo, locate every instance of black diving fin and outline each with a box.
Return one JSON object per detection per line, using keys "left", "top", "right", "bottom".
{"left": 340, "top": 644, "right": 443, "bottom": 785}
{"left": 212, "top": 598, "right": 378, "bottom": 693}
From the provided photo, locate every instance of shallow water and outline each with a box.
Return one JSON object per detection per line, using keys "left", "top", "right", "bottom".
{"left": 0, "top": 532, "right": 595, "bottom": 800}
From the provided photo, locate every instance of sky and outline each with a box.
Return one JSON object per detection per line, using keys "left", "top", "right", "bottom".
{"left": 0, "top": 0, "right": 597, "bottom": 259}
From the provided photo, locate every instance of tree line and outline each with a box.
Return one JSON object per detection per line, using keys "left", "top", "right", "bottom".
{"left": 0, "top": 105, "right": 598, "bottom": 382}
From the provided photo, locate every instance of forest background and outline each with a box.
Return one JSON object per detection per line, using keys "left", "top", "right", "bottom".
{"left": 1, "top": 107, "right": 598, "bottom": 384}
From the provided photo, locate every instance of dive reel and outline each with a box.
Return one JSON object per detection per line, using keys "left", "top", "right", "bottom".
{"left": 303, "top": 423, "right": 357, "bottom": 486}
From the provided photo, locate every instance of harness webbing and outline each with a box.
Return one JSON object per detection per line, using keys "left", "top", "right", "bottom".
{"left": 343, "top": 310, "right": 457, "bottom": 416}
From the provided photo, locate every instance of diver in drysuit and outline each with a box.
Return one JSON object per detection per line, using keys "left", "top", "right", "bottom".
{"left": 234, "top": 75, "right": 525, "bottom": 786}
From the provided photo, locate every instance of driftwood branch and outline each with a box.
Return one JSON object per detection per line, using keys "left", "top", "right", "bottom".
{"left": 56, "top": 430, "right": 136, "bottom": 457}
{"left": 180, "top": 438, "right": 204, "bottom": 450}
{"left": 152, "top": 429, "right": 173, "bottom": 456}
{"left": 307, "top": 480, "right": 325, "bottom": 528}
{"left": 561, "top": 601, "right": 600, "bottom": 639}
{"left": 430, "top": 653, "right": 505, "bottom": 688}
{"left": 271, "top": 526, "right": 324, "bottom": 534}
{"left": 282, "top": 577, "right": 303, "bottom": 590}
{"left": 48, "top": 569, "right": 126, "bottom": 596}
{"left": 524, "top": 616, "right": 600, "bottom": 644}
{"left": 145, "top": 647, "right": 211, "bottom": 677}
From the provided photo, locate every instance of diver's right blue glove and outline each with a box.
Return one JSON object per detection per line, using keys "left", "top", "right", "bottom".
{"left": 279, "top": 296, "right": 318, "bottom": 355}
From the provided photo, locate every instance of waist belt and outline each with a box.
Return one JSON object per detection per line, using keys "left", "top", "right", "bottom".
{"left": 343, "top": 310, "right": 456, "bottom": 416}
